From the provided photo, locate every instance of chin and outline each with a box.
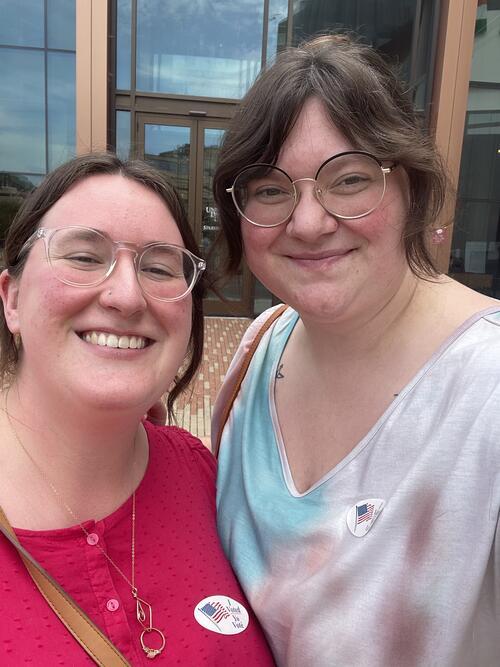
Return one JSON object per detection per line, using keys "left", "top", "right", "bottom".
{"left": 71, "top": 378, "right": 162, "bottom": 416}
{"left": 276, "top": 285, "right": 350, "bottom": 321}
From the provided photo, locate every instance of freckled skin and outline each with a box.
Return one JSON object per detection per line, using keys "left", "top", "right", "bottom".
{"left": 1, "top": 174, "right": 192, "bottom": 415}
{"left": 241, "top": 97, "right": 410, "bottom": 326}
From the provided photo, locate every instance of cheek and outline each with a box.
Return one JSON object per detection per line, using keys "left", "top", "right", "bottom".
{"left": 350, "top": 193, "right": 407, "bottom": 249}
{"left": 17, "top": 273, "right": 88, "bottom": 331}
{"left": 154, "top": 297, "right": 193, "bottom": 343}
{"left": 241, "top": 224, "right": 282, "bottom": 261}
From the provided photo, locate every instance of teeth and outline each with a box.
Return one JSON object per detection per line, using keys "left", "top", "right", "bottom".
{"left": 118, "top": 336, "right": 128, "bottom": 349}
{"left": 107, "top": 334, "right": 118, "bottom": 348}
{"left": 82, "top": 332, "right": 148, "bottom": 349}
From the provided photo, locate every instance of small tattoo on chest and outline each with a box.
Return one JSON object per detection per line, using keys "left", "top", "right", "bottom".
{"left": 276, "top": 364, "right": 284, "bottom": 379}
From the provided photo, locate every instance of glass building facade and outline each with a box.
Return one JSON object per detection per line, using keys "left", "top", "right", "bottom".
{"left": 112, "top": 0, "right": 439, "bottom": 315}
{"left": 0, "top": 0, "right": 496, "bottom": 315}
{"left": 450, "top": 0, "right": 500, "bottom": 298}
{"left": 0, "top": 0, "right": 76, "bottom": 243}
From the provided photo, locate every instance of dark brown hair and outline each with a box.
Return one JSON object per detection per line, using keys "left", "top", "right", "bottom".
{"left": 1, "top": 152, "right": 205, "bottom": 421}
{"left": 213, "top": 34, "right": 449, "bottom": 277}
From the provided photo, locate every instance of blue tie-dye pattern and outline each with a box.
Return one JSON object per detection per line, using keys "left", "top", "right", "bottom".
{"left": 217, "top": 309, "right": 329, "bottom": 591}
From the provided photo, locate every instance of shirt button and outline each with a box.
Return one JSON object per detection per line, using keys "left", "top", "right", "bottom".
{"left": 86, "top": 533, "right": 99, "bottom": 546}
{"left": 107, "top": 599, "right": 120, "bottom": 612}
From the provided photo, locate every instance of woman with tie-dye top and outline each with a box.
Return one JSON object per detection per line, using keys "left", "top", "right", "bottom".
{"left": 212, "top": 34, "right": 500, "bottom": 667}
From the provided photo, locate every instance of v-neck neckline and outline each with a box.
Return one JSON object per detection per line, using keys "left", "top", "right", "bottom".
{"left": 269, "top": 305, "right": 500, "bottom": 498}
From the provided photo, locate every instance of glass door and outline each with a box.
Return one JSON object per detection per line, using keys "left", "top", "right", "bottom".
{"left": 136, "top": 114, "right": 254, "bottom": 315}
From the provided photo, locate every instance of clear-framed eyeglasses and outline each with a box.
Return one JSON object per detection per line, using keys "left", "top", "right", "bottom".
{"left": 226, "top": 151, "right": 397, "bottom": 228}
{"left": 18, "top": 226, "right": 206, "bottom": 302}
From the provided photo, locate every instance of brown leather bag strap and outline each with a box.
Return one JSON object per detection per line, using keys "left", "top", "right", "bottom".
{"left": 213, "top": 304, "right": 288, "bottom": 458}
{"left": 0, "top": 505, "right": 131, "bottom": 667}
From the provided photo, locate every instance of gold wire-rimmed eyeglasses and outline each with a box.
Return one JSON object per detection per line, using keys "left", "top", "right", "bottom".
{"left": 226, "top": 151, "right": 397, "bottom": 228}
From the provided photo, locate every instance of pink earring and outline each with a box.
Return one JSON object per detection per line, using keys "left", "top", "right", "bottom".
{"left": 431, "top": 228, "right": 447, "bottom": 244}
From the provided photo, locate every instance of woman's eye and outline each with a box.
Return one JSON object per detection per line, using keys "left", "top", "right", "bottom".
{"left": 62, "top": 253, "right": 104, "bottom": 266}
{"left": 330, "top": 173, "right": 371, "bottom": 192}
{"left": 253, "top": 186, "right": 291, "bottom": 201}
{"left": 141, "top": 265, "right": 179, "bottom": 280}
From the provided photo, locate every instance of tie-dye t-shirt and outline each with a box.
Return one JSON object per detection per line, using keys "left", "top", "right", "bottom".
{"left": 214, "top": 305, "right": 500, "bottom": 667}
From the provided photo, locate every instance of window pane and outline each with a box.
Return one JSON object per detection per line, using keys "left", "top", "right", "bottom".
{"left": 291, "top": 0, "right": 425, "bottom": 93}
{"left": 47, "top": 0, "right": 76, "bottom": 50}
{"left": 0, "top": 0, "right": 44, "bottom": 47}
{"left": 0, "top": 172, "right": 42, "bottom": 244}
{"left": 144, "top": 124, "right": 191, "bottom": 208}
{"left": 451, "top": 2, "right": 500, "bottom": 298}
{"left": 136, "top": 0, "right": 264, "bottom": 98}
{"left": 267, "top": 0, "right": 288, "bottom": 61}
{"left": 117, "top": 0, "right": 132, "bottom": 89}
{"left": 201, "top": 128, "right": 224, "bottom": 253}
{"left": 47, "top": 52, "right": 76, "bottom": 170}
{"left": 201, "top": 127, "right": 242, "bottom": 303}
{"left": 116, "top": 111, "right": 131, "bottom": 160}
{"left": 0, "top": 49, "right": 45, "bottom": 173}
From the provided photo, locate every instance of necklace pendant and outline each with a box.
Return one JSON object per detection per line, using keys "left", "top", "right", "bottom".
{"left": 140, "top": 627, "right": 166, "bottom": 659}
{"left": 134, "top": 593, "right": 153, "bottom": 628}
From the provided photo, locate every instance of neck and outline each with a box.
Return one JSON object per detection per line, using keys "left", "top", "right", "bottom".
{"left": 0, "top": 377, "right": 149, "bottom": 527}
{"left": 297, "top": 268, "right": 423, "bottom": 361}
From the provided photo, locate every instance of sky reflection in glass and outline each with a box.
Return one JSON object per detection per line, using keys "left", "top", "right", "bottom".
{"left": 136, "top": 0, "right": 263, "bottom": 98}
{"left": 0, "top": 0, "right": 44, "bottom": 47}
{"left": 0, "top": 49, "right": 45, "bottom": 172}
{"left": 116, "top": 0, "right": 132, "bottom": 89}
{"left": 47, "top": 0, "right": 76, "bottom": 50}
{"left": 116, "top": 111, "right": 131, "bottom": 160}
{"left": 47, "top": 52, "right": 76, "bottom": 170}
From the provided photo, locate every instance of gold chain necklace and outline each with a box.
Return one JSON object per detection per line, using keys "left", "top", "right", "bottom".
{"left": 3, "top": 394, "right": 166, "bottom": 659}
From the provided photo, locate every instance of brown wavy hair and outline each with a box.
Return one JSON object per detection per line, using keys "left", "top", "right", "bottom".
{"left": 0, "top": 152, "right": 205, "bottom": 421}
{"left": 213, "top": 34, "right": 449, "bottom": 277}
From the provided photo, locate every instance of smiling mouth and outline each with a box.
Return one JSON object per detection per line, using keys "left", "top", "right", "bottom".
{"left": 287, "top": 249, "right": 355, "bottom": 265}
{"left": 78, "top": 331, "right": 151, "bottom": 349}
{"left": 289, "top": 249, "right": 354, "bottom": 261}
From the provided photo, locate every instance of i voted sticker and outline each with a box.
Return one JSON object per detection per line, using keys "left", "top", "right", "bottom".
{"left": 194, "top": 595, "right": 249, "bottom": 635}
{"left": 346, "top": 498, "right": 385, "bottom": 537}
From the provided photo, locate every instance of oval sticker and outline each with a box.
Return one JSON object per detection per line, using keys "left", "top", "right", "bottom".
{"left": 346, "top": 498, "right": 385, "bottom": 537}
{"left": 194, "top": 595, "right": 249, "bottom": 635}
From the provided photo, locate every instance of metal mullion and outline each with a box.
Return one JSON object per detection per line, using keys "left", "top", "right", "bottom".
{"left": 194, "top": 121, "right": 205, "bottom": 246}
{"left": 108, "top": 0, "right": 118, "bottom": 150}
{"left": 44, "top": 0, "right": 49, "bottom": 173}
{"left": 0, "top": 44, "right": 71, "bottom": 53}
{"left": 261, "top": 0, "right": 269, "bottom": 67}
{"left": 286, "top": 0, "right": 293, "bottom": 46}
{"left": 425, "top": 0, "right": 441, "bottom": 119}
{"left": 408, "top": 0, "right": 423, "bottom": 102}
{"left": 130, "top": 0, "right": 137, "bottom": 156}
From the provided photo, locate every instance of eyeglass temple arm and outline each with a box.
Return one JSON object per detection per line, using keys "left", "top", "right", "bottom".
{"left": 18, "top": 228, "right": 46, "bottom": 258}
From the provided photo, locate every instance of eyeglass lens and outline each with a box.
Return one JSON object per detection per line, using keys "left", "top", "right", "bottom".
{"left": 232, "top": 153, "right": 386, "bottom": 226}
{"left": 46, "top": 227, "right": 195, "bottom": 300}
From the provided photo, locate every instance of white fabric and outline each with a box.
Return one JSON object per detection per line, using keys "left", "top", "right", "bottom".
{"left": 214, "top": 305, "right": 500, "bottom": 667}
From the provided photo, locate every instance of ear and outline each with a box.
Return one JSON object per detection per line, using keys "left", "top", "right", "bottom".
{"left": 0, "top": 269, "right": 21, "bottom": 334}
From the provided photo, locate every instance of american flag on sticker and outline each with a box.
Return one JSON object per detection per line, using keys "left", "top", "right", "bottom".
{"left": 199, "top": 601, "right": 230, "bottom": 624}
{"left": 356, "top": 503, "right": 374, "bottom": 525}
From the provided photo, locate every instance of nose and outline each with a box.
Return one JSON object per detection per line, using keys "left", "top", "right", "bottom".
{"left": 98, "top": 250, "right": 147, "bottom": 316}
{"left": 285, "top": 179, "right": 339, "bottom": 241}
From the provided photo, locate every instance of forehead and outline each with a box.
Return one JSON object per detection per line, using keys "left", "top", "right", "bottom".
{"left": 41, "top": 173, "right": 183, "bottom": 245}
{"left": 277, "top": 97, "right": 353, "bottom": 174}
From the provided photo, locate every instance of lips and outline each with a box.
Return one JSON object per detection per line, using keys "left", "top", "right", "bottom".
{"left": 287, "top": 248, "right": 354, "bottom": 261}
{"left": 285, "top": 248, "right": 355, "bottom": 269}
{"left": 78, "top": 331, "right": 151, "bottom": 349}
